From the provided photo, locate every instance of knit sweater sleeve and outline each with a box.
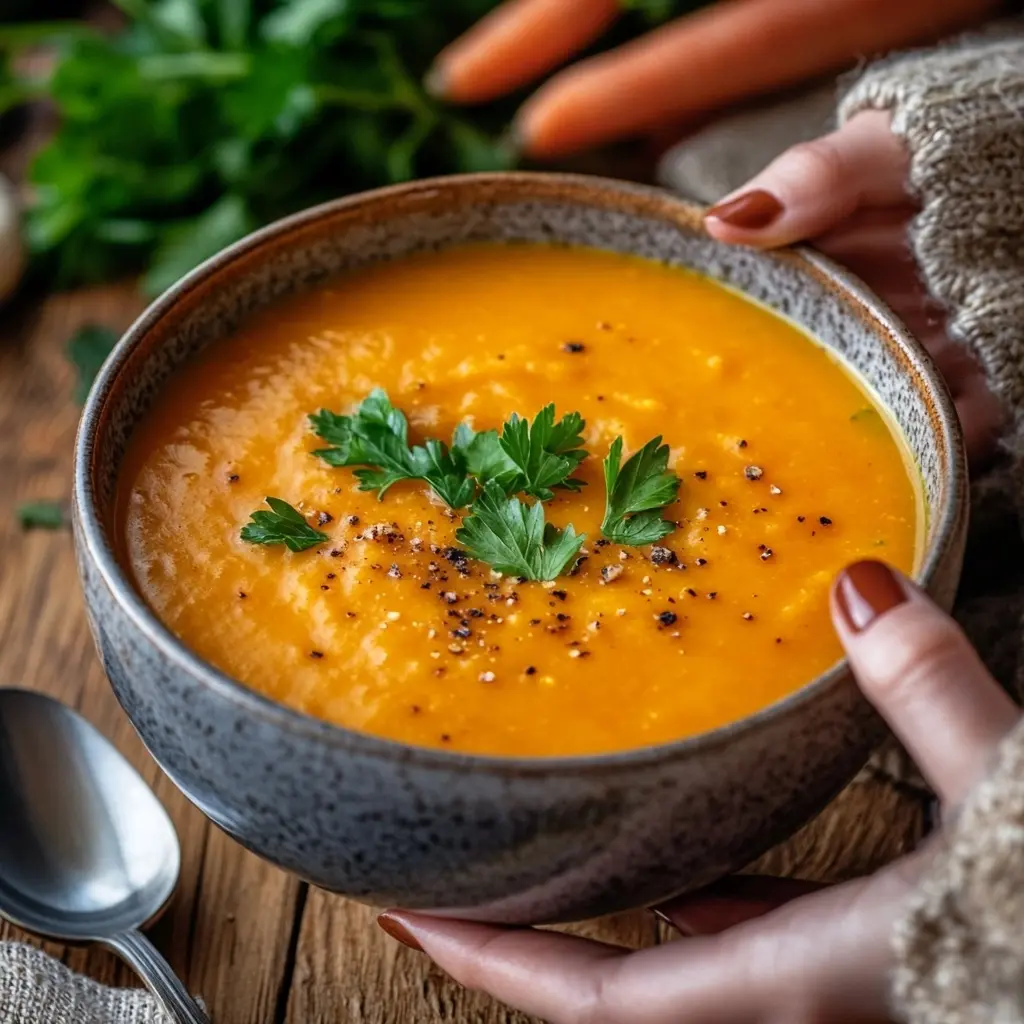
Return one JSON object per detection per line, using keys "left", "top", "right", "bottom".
{"left": 838, "top": 25, "right": 1024, "bottom": 1024}
{"left": 838, "top": 23, "right": 1024, "bottom": 423}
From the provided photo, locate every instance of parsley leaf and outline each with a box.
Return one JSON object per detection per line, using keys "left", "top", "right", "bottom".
{"left": 17, "top": 500, "right": 66, "bottom": 531}
{"left": 241, "top": 497, "right": 327, "bottom": 553}
{"left": 310, "top": 389, "right": 475, "bottom": 508}
{"left": 409, "top": 439, "right": 477, "bottom": 510}
{"left": 67, "top": 324, "right": 118, "bottom": 404}
{"left": 453, "top": 406, "right": 588, "bottom": 501}
{"left": 497, "top": 405, "right": 588, "bottom": 501}
{"left": 456, "top": 480, "right": 586, "bottom": 582}
{"left": 601, "top": 436, "right": 681, "bottom": 546}
{"left": 451, "top": 423, "right": 519, "bottom": 490}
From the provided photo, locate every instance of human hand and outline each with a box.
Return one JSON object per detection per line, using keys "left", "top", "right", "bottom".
{"left": 704, "top": 110, "right": 1006, "bottom": 467}
{"left": 377, "top": 561, "right": 1020, "bottom": 1023}
{"left": 428, "top": 0, "right": 1000, "bottom": 158}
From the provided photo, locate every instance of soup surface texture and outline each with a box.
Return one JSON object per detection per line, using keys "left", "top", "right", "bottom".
{"left": 119, "top": 243, "right": 918, "bottom": 756}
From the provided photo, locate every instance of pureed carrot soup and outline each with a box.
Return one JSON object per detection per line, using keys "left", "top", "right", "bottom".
{"left": 118, "top": 243, "right": 919, "bottom": 757}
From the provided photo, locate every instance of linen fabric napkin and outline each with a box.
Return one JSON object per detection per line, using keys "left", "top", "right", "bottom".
{"left": 0, "top": 944, "right": 172, "bottom": 1024}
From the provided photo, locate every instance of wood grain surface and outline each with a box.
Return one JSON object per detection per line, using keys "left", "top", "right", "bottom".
{"left": 0, "top": 282, "right": 928, "bottom": 1022}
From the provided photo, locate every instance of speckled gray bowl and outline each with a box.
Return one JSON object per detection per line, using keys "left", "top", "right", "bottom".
{"left": 73, "top": 173, "right": 967, "bottom": 925}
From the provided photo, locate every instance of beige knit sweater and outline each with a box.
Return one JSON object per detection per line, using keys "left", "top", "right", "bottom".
{"left": 837, "top": 21, "right": 1024, "bottom": 1024}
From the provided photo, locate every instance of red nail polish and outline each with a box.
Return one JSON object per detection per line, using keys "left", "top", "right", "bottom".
{"left": 834, "top": 560, "right": 908, "bottom": 633}
{"left": 705, "top": 190, "right": 784, "bottom": 230}
{"left": 377, "top": 912, "right": 424, "bottom": 952}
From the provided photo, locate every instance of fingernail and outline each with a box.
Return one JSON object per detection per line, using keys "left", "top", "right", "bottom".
{"left": 423, "top": 64, "right": 448, "bottom": 99}
{"left": 834, "top": 560, "right": 908, "bottom": 633}
{"left": 377, "top": 911, "right": 424, "bottom": 952}
{"left": 705, "top": 190, "right": 783, "bottom": 231}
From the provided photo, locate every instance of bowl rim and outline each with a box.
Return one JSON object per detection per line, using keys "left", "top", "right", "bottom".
{"left": 73, "top": 170, "right": 967, "bottom": 776}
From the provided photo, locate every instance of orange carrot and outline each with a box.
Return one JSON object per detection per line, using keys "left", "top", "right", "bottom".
{"left": 429, "top": 0, "right": 621, "bottom": 104}
{"left": 513, "top": 0, "right": 1001, "bottom": 157}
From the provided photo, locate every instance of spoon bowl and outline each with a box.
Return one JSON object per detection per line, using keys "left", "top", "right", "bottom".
{"left": 0, "top": 688, "right": 208, "bottom": 1024}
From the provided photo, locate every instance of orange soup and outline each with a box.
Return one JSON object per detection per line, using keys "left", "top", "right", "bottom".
{"left": 118, "top": 243, "right": 919, "bottom": 756}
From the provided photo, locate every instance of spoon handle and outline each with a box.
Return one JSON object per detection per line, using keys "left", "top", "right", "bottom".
{"left": 106, "top": 930, "right": 211, "bottom": 1024}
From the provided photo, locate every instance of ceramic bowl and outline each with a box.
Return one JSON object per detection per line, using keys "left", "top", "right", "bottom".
{"left": 73, "top": 173, "right": 967, "bottom": 924}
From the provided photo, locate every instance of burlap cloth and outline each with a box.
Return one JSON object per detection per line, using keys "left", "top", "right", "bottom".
{"left": 0, "top": 85, "right": 919, "bottom": 1021}
{"left": 0, "top": 944, "right": 172, "bottom": 1023}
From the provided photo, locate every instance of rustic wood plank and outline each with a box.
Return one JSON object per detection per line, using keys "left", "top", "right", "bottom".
{"left": 183, "top": 831, "right": 303, "bottom": 1024}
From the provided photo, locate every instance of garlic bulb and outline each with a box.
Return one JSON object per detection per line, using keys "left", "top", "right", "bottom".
{"left": 0, "top": 174, "right": 25, "bottom": 304}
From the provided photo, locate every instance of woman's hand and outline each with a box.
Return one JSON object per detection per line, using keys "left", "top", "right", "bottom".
{"left": 378, "top": 561, "right": 1020, "bottom": 1023}
{"left": 428, "top": 0, "right": 999, "bottom": 158}
{"left": 704, "top": 110, "right": 1005, "bottom": 466}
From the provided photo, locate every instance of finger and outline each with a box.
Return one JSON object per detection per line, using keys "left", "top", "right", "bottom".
{"left": 832, "top": 561, "right": 1019, "bottom": 804}
{"left": 376, "top": 910, "right": 770, "bottom": 1024}
{"left": 380, "top": 871, "right": 904, "bottom": 1024}
{"left": 704, "top": 112, "right": 910, "bottom": 247}
{"left": 427, "top": 0, "right": 620, "bottom": 105}
{"left": 655, "top": 876, "right": 828, "bottom": 936}
{"left": 379, "top": 912, "right": 644, "bottom": 1024}
{"left": 514, "top": 0, "right": 997, "bottom": 157}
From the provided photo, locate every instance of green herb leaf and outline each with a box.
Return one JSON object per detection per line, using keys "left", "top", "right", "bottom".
{"left": 67, "top": 324, "right": 118, "bottom": 404}
{"left": 456, "top": 481, "right": 586, "bottom": 581}
{"left": 241, "top": 497, "right": 328, "bottom": 553}
{"left": 490, "top": 405, "right": 588, "bottom": 501}
{"left": 601, "top": 436, "right": 681, "bottom": 546}
{"left": 311, "top": 389, "right": 476, "bottom": 508}
{"left": 408, "top": 439, "right": 477, "bottom": 510}
{"left": 16, "top": 500, "right": 66, "bottom": 530}
{"left": 451, "top": 424, "right": 519, "bottom": 489}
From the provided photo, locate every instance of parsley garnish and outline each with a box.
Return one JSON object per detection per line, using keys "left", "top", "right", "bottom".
{"left": 249, "top": 398, "right": 683, "bottom": 577}
{"left": 601, "top": 436, "right": 681, "bottom": 545}
{"left": 17, "top": 500, "right": 66, "bottom": 531}
{"left": 456, "top": 481, "right": 586, "bottom": 582}
{"left": 241, "top": 497, "right": 328, "bottom": 553}
{"left": 453, "top": 405, "right": 587, "bottom": 501}
{"left": 451, "top": 423, "right": 518, "bottom": 489}
{"left": 310, "top": 389, "right": 475, "bottom": 509}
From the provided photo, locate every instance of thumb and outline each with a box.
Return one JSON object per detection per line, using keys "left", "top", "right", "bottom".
{"left": 703, "top": 110, "right": 910, "bottom": 248}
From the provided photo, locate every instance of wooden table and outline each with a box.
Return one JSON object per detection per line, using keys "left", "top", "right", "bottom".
{"left": 0, "top": 282, "right": 928, "bottom": 1023}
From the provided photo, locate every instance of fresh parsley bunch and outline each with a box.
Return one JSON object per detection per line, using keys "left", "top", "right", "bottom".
{"left": 1, "top": 0, "right": 698, "bottom": 296}
{"left": 11, "top": 0, "right": 517, "bottom": 294}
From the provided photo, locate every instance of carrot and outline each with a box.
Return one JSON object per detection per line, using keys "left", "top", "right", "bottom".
{"left": 429, "top": 0, "right": 621, "bottom": 104}
{"left": 514, "top": 0, "right": 1001, "bottom": 157}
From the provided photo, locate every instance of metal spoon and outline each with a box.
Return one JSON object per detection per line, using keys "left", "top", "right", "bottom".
{"left": 0, "top": 688, "right": 209, "bottom": 1024}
